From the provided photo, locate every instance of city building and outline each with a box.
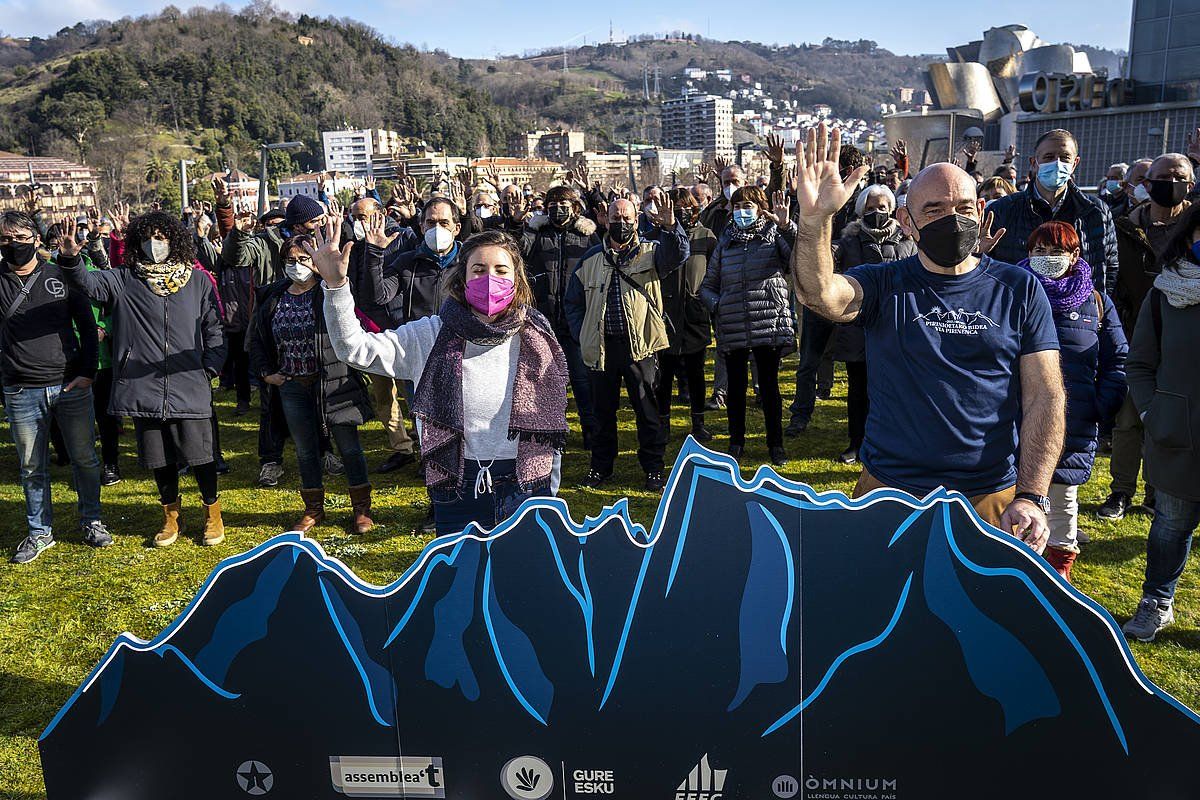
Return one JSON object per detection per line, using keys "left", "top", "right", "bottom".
{"left": 576, "top": 152, "right": 635, "bottom": 189}
{"left": 470, "top": 157, "right": 565, "bottom": 188}
{"left": 399, "top": 154, "right": 470, "bottom": 183}
{"left": 509, "top": 130, "right": 586, "bottom": 163}
{"left": 277, "top": 172, "right": 359, "bottom": 203}
{"left": 661, "top": 94, "right": 734, "bottom": 159}
{"left": 1129, "top": 0, "right": 1200, "bottom": 103}
{"left": 199, "top": 169, "right": 261, "bottom": 209}
{"left": 321, "top": 129, "right": 405, "bottom": 177}
{"left": 639, "top": 148, "right": 706, "bottom": 185}
{"left": 0, "top": 151, "right": 98, "bottom": 212}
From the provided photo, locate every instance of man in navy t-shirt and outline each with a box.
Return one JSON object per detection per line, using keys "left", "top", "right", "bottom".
{"left": 788, "top": 123, "right": 1066, "bottom": 551}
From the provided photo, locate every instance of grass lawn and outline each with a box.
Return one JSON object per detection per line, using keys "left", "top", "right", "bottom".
{"left": 1, "top": 358, "right": 1197, "bottom": 798}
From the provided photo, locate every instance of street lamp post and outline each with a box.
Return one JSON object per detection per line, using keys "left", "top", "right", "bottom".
{"left": 258, "top": 141, "right": 304, "bottom": 216}
{"left": 180, "top": 159, "right": 196, "bottom": 211}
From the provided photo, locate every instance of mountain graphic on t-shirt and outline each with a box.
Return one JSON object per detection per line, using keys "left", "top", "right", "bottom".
{"left": 913, "top": 306, "right": 999, "bottom": 328}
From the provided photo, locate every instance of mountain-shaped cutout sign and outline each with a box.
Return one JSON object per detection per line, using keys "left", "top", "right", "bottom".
{"left": 39, "top": 439, "right": 1200, "bottom": 799}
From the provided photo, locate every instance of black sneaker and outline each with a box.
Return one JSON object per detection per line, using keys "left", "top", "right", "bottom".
{"left": 816, "top": 384, "right": 833, "bottom": 400}
{"left": 644, "top": 471, "right": 666, "bottom": 492}
{"left": 704, "top": 393, "right": 726, "bottom": 411}
{"left": 690, "top": 425, "right": 714, "bottom": 442}
{"left": 728, "top": 444, "right": 744, "bottom": 461}
{"left": 11, "top": 533, "right": 55, "bottom": 564}
{"left": 81, "top": 520, "right": 113, "bottom": 548}
{"left": 769, "top": 446, "right": 788, "bottom": 466}
{"left": 580, "top": 469, "right": 612, "bottom": 489}
{"left": 416, "top": 508, "right": 437, "bottom": 535}
{"left": 1097, "top": 492, "right": 1131, "bottom": 521}
{"left": 376, "top": 451, "right": 417, "bottom": 474}
{"left": 101, "top": 464, "right": 122, "bottom": 486}
{"left": 784, "top": 420, "right": 808, "bottom": 438}
{"left": 215, "top": 458, "right": 231, "bottom": 475}
{"left": 234, "top": 401, "right": 251, "bottom": 416}
{"left": 837, "top": 447, "right": 859, "bottom": 465}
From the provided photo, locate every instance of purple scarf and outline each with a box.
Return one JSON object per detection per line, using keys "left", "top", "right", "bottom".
{"left": 410, "top": 299, "right": 568, "bottom": 493}
{"left": 1019, "top": 257, "right": 1095, "bottom": 313}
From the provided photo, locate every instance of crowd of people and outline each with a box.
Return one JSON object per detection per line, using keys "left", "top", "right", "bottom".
{"left": 2, "top": 122, "right": 1199, "bottom": 645}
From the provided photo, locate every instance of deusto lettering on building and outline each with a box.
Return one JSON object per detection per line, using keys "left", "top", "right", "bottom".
{"left": 1018, "top": 72, "right": 1132, "bottom": 114}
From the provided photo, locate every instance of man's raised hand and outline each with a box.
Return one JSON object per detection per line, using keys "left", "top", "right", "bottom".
{"left": 303, "top": 214, "right": 353, "bottom": 288}
{"left": 57, "top": 215, "right": 82, "bottom": 258}
{"left": 793, "top": 123, "right": 869, "bottom": 225}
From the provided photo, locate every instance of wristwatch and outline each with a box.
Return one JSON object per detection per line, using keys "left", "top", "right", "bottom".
{"left": 1015, "top": 492, "right": 1051, "bottom": 514}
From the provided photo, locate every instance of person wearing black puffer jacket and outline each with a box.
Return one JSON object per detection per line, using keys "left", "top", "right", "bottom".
{"left": 700, "top": 185, "right": 797, "bottom": 466}
{"left": 248, "top": 235, "right": 376, "bottom": 536}
{"left": 522, "top": 185, "right": 600, "bottom": 446}
{"left": 829, "top": 185, "right": 917, "bottom": 465}
{"left": 57, "top": 211, "right": 227, "bottom": 549}
{"left": 658, "top": 187, "right": 717, "bottom": 443}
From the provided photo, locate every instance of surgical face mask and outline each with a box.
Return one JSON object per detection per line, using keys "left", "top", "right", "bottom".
{"left": 914, "top": 213, "right": 980, "bottom": 268}
{"left": 464, "top": 273, "right": 516, "bottom": 316}
{"left": 1028, "top": 254, "right": 1072, "bottom": 279}
{"left": 284, "top": 260, "right": 313, "bottom": 283}
{"left": 609, "top": 220, "right": 636, "bottom": 245}
{"left": 644, "top": 201, "right": 659, "bottom": 215}
{"left": 475, "top": 206, "right": 495, "bottom": 220}
{"left": 1036, "top": 160, "right": 1074, "bottom": 192}
{"left": 1133, "top": 183, "right": 1152, "bottom": 203}
{"left": 142, "top": 238, "right": 170, "bottom": 264}
{"left": 352, "top": 220, "right": 366, "bottom": 241}
{"left": 862, "top": 210, "right": 890, "bottom": 230}
{"left": 1148, "top": 179, "right": 1190, "bottom": 209}
{"left": 723, "top": 184, "right": 737, "bottom": 201}
{"left": 75, "top": 228, "right": 88, "bottom": 243}
{"left": 732, "top": 208, "right": 758, "bottom": 229}
{"left": 1104, "top": 179, "right": 1122, "bottom": 195}
{"left": 424, "top": 225, "right": 455, "bottom": 253}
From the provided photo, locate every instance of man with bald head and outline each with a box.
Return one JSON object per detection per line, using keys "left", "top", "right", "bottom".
{"left": 565, "top": 196, "right": 689, "bottom": 492}
{"left": 1100, "top": 152, "right": 1195, "bottom": 520}
{"left": 790, "top": 124, "right": 1065, "bottom": 550}
{"left": 986, "top": 129, "right": 1119, "bottom": 293}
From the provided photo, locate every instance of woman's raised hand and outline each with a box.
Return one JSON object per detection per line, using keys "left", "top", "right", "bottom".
{"left": 303, "top": 214, "right": 353, "bottom": 288}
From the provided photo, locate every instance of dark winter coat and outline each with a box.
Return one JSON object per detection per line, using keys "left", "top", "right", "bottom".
{"left": 829, "top": 220, "right": 916, "bottom": 362}
{"left": 363, "top": 244, "right": 458, "bottom": 325}
{"left": 700, "top": 220, "right": 797, "bottom": 353}
{"left": 661, "top": 221, "right": 717, "bottom": 355}
{"left": 521, "top": 213, "right": 599, "bottom": 326}
{"left": 247, "top": 279, "right": 373, "bottom": 428}
{"left": 1127, "top": 288, "right": 1200, "bottom": 502}
{"left": 1019, "top": 261, "right": 1128, "bottom": 486}
{"left": 57, "top": 254, "right": 225, "bottom": 419}
{"left": 1112, "top": 201, "right": 1190, "bottom": 336}
{"left": 347, "top": 220, "right": 418, "bottom": 329}
{"left": 987, "top": 182, "right": 1119, "bottom": 293}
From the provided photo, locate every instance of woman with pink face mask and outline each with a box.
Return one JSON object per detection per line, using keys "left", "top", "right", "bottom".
{"left": 310, "top": 225, "right": 569, "bottom": 535}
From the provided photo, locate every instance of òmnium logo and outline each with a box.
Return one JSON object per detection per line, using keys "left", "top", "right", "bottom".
{"left": 804, "top": 775, "right": 899, "bottom": 799}
{"left": 673, "top": 754, "right": 727, "bottom": 800}
{"left": 772, "top": 774, "right": 799, "bottom": 798}
{"left": 329, "top": 755, "right": 444, "bottom": 797}
{"left": 500, "top": 755, "right": 554, "bottom": 800}
{"left": 236, "top": 760, "right": 273, "bottom": 795}
{"left": 912, "top": 305, "right": 998, "bottom": 335}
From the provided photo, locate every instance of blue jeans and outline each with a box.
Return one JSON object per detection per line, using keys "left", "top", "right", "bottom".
{"left": 277, "top": 380, "right": 369, "bottom": 489}
{"left": 1142, "top": 490, "right": 1200, "bottom": 601}
{"left": 5, "top": 383, "right": 102, "bottom": 536}
{"left": 430, "top": 459, "right": 550, "bottom": 536}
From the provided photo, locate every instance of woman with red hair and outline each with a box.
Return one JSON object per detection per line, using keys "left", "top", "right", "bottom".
{"left": 1021, "top": 221, "right": 1128, "bottom": 581}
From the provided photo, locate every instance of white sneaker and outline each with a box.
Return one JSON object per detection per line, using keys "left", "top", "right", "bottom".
{"left": 1122, "top": 596, "right": 1176, "bottom": 642}
{"left": 257, "top": 462, "right": 284, "bottom": 487}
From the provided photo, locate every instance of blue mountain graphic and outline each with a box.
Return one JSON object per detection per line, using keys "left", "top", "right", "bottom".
{"left": 39, "top": 439, "right": 1200, "bottom": 800}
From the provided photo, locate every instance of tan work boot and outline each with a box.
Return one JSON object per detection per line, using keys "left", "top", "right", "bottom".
{"left": 201, "top": 497, "right": 225, "bottom": 546}
{"left": 292, "top": 488, "right": 326, "bottom": 533}
{"left": 154, "top": 498, "right": 183, "bottom": 547}
{"left": 348, "top": 484, "right": 374, "bottom": 534}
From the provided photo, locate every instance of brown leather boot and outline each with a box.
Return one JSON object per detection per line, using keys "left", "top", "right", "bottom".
{"left": 1044, "top": 547, "right": 1077, "bottom": 583}
{"left": 291, "top": 488, "right": 326, "bottom": 533}
{"left": 201, "top": 498, "right": 225, "bottom": 546}
{"left": 154, "top": 498, "right": 183, "bottom": 547}
{"left": 348, "top": 484, "right": 374, "bottom": 534}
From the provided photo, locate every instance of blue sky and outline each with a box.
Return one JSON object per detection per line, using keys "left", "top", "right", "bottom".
{"left": 0, "top": 0, "right": 1134, "bottom": 59}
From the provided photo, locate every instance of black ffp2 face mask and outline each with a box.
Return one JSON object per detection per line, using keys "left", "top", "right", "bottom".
{"left": 549, "top": 206, "right": 572, "bottom": 226}
{"left": 862, "top": 210, "right": 890, "bottom": 230}
{"left": 0, "top": 241, "right": 37, "bottom": 268}
{"left": 609, "top": 221, "right": 636, "bottom": 245}
{"left": 914, "top": 213, "right": 980, "bottom": 268}
{"left": 1148, "top": 179, "right": 1190, "bottom": 209}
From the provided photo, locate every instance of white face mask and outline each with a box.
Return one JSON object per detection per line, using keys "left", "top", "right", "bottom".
{"left": 1028, "top": 254, "right": 1073, "bottom": 279}
{"left": 723, "top": 184, "right": 736, "bottom": 201}
{"left": 644, "top": 201, "right": 659, "bottom": 215}
{"left": 142, "top": 238, "right": 170, "bottom": 264}
{"left": 1133, "top": 183, "right": 1152, "bottom": 204}
{"left": 424, "top": 225, "right": 455, "bottom": 254}
{"left": 352, "top": 220, "right": 366, "bottom": 241}
{"left": 475, "top": 206, "right": 495, "bottom": 220}
{"left": 284, "top": 260, "right": 313, "bottom": 283}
